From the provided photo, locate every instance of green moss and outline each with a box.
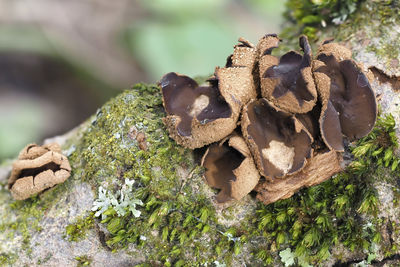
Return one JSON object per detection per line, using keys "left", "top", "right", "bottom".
{"left": 252, "top": 114, "right": 399, "bottom": 266}
{"left": 0, "top": 162, "right": 78, "bottom": 262}
{"left": 0, "top": 196, "right": 45, "bottom": 255}
{"left": 282, "top": 0, "right": 361, "bottom": 41}
{"left": 0, "top": 253, "right": 18, "bottom": 266}
{"left": 2, "top": 81, "right": 398, "bottom": 266}
{"left": 66, "top": 82, "right": 399, "bottom": 265}
{"left": 282, "top": 0, "right": 400, "bottom": 69}
{"left": 66, "top": 84, "right": 247, "bottom": 265}
{"left": 75, "top": 255, "right": 92, "bottom": 266}
{"left": 65, "top": 212, "right": 95, "bottom": 242}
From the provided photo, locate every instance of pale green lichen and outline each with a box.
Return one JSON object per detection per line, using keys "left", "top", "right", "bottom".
{"left": 65, "top": 84, "right": 246, "bottom": 265}
{"left": 1, "top": 81, "right": 399, "bottom": 266}
{"left": 92, "top": 179, "right": 143, "bottom": 219}
{"left": 75, "top": 83, "right": 398, "bottom": 266}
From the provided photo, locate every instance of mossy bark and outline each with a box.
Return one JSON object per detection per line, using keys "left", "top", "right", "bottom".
{"left": 1, "top": 2, "right": 400, "bottom": 266}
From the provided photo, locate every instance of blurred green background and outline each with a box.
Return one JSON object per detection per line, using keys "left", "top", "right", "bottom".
{"left": 0, "top": 0, "right": 285, "bottom": 161}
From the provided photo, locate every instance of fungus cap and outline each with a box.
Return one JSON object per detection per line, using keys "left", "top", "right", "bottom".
{"left": 258, "top": 35, "right": 317, "bottom": 113}
{"left": 241, "top": 98, "right": 313, "bottom": 180}
{"left": 313, "top": 42, "right": 377, "bottom": 151}
{"left": 8, "top": 143, "right": 71, "bottom": 200}
{"left": 201, "top": 134, "right": 260, "bottom": 203}
{"left": 159, "top": 38, "right": 257, "bottom": 149}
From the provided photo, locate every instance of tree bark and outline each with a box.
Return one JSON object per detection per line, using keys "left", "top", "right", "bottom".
{"left": 0, "top": 1, "right": 399, "bottom": 266}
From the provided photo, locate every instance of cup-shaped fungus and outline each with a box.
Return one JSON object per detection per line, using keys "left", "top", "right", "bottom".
{"left": 8, "top": 143, "right": 71, "bottom": 200}
{"left": 159, "top": 38, "right": 257, "bottom": 149}
{"left": 241, "top": 99, "right": 313, "bottom": 180}
{"left": 257, "top": 34, "right": 317, "bottom": 113}
{"left": 254, "top": 150, "right": 343, "bottom": 205}
{"left": 158, "top": 33, "right": 378, "bottom": 206}
{"left": 201, "top": 134, "right": 260, "bottom": 203}
{"left": 313, "top": 41, "right": 377, "bottom": 151}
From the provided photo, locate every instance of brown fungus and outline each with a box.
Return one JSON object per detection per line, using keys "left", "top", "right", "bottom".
{"left": 8, "top": 143, "right": 71, "bottom": 200}
{"left": 257, "top": 34, "right": 317, "bottom": 113}
{"left": 201, "top": 134, "right": 260, "bottom": 203}
{"left": 241, "top": 98, "right": 313, "bottom": 180}
{"left": 159, "top": 38, "right": 257, "bottom": 149}
{"left": 313, "top": 42, "right": 377, "bottom": 151}
{"left": 226, "top": 37, "right": 257, "bottom": 69}
{"left": 254, "top": 150, "right": 343, "bottom": 205}
{"left": 158, "top": 34, "right": 378, "bottom": 206}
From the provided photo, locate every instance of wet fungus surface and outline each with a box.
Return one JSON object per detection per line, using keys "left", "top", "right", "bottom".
{"left": 8, "top": 143, "right": 71, "bottom": 200}
{"left": 241, "top": 98, "right": 313, "bottom": 180}
{"left": 160, "top": 72, "right": 232, "bottom": 137}
{"left": 159, "top": 38, "right": 257, "bottom": 149}
{"left": 159, "top": 34, "right": 377, "bottom": 205}
{"left": 313, "top": 41, "right": 378, "bottom": 151}
{"left": 201, "top": 134, "right": 260, "bottom": 203}
{"left": 258, "top": 35, "right": 318, "bottom": 113}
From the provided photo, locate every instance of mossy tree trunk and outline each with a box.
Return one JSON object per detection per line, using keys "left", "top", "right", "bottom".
{"left": 1, "top": 1, "right": 400, "bottom": 266}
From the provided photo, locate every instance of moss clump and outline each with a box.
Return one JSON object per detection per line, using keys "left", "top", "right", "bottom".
{"left": 252, "top": 114, "right": 399, "bottom": 266}
{"left": 0, "top": 253, "right": 18, "bottom": 266}
{"left": 67, "top": 84, "right": 249, "bottom": 265}
{"left": 0, "top": 157, "right": 76, "bottom": 264}
{"left": 75, "top": 255, "right": 92, "bottom": 266}
{"left": 65, "top": 212, "right": 95, "bottom": 242}
{"left": 282, "top": 0, "right": 361, "bottom": 40}
{"left": 1, "top": 79, "right": 399, "bottom": 266}
{"left": 0, "top": 195, "right": 46, "bottom": 257}
{"left": 65, "top": 80, "right": 400, "bottom": 266}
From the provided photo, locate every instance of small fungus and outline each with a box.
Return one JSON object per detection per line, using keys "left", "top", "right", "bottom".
{"left": 313, "top": 41, "right": 377, "bottom": 151}
{"left": 159, "top": 34, "right": 377, "bottom": 206}
{"left": 241, "top": 98, "right": 313, "bottom": 180}
{"left": 201, "top": 134, "right": 260, "bottom": 203}
{"left": 159, "top": 38, "right": 257, "bottom": 149}
{"left": 257, "top": 34, "right": 317, "bottom": 113}
{"left": 8, "top": 143, "right": 71, "bottom": 200}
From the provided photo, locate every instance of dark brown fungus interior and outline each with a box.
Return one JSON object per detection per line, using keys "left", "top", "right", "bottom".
{"left": 295, "top": 104, "right": 321, "bottom": 142}
{"left": 315, "top": 53, "right": 377, "bottom": 148}
{"left": 17, "top": 162, "right": 60, "bottom": 182}
{"left": 244, "top": 99, "right": 312, "bottom": 179}
{"left": 202, "top": 141, "right": 245, "bottom": 203}
{"left": 266, "top": 53, "right": 313, "bottom": 102}
{"left": 160, "top": 72, "right": 231, "bottom": 136}
{"left": 158, "top": 35, "right": 378, "bottom": 206}
{"left": 320, "top": 101, "right": 344, "bottom": 151}
{"left": 261, "top": 36, "right": 316, "bottom": 112}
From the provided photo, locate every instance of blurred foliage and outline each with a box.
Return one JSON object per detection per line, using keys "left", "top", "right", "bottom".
{"left": 0, "top": 100, "right": 43, "bottom": 159}
{"left": 283, "top": 0, "right": 361, "bottom": 40}
{"left": 0, "top": 1, "right": 285, "bottom": 161}
{"left": 123, "top": 0, "right": 285, "bottom": 80}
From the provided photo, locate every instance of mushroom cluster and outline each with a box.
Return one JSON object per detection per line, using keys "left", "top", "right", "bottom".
{"left": 158, "top": 34, "right": 377, "bottom": 205}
